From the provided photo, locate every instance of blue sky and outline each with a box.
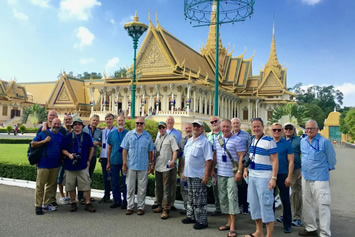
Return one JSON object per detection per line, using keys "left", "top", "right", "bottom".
{"left": 0, "top": 0, "right": 354, "bottom": 106}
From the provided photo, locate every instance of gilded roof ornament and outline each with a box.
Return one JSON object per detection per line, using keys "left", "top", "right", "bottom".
{"left": 265, "top": 21, "right": 282, "bottom": 77}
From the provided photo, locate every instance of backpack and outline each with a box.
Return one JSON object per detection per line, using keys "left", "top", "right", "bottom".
{"left": 27, "top": 130, "right": 50, "bottom": 165}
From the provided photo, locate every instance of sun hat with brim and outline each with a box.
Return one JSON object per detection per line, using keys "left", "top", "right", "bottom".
{"left": 71, "top": 117, "right": 84, "bottom": 127}
{"left": 158, "top": 121, "right": 167, "bottom": 127}
{"left": 192, "top": 120, "right": 204, "bottom": 127}
{"left": 283, "top": 122, "right": 295, "bottom": 128}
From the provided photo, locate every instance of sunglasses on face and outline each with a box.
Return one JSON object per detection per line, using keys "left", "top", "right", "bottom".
{"left": 136, "top": 122, "right": 144, "bottom": 125}
{"left": 158, "top": 126, "right": 166, "bottom": 129}
{"left": 193, "top": 124, "right": 202, "bottom": 128}
{"left": 272, "top": 129, "right": 282, "bottom": 132}
{"left": 73, "top": 123, "right": 82, "bottom": 126}
{"left": 210, "top": 120, "right": 218, "bottom": 124}
{"left": 284, "top": 126, "right": 294, "bottom": 131}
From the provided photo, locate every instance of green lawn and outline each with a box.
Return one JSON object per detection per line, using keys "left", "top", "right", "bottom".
{"left": 0, "top": 144, "right": 101, "bottom": 172}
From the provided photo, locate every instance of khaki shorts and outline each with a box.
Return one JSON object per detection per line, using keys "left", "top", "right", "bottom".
{"left": 64, "top": 168, "right": 91, "bottom": 192}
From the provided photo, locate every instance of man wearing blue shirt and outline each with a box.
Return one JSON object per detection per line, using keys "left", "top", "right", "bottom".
{"left": 283, "top": 122, "right": 303, "bottom": 227}
{"left": 181, "top": 120, "right": 213, "bottom": 230}
{"left": 106, "top": 115, "right": 129, "bottom": 209}
{"left": 272, "top": 123, "right": 294, "bottom": 234}
{"left": 232, "top": 117, "right": 251, "bottom": 215}
{"left": 299, "top": 120, "right": 336, "bottom": 237}
{"left": 62, "top": 118, "right": 95, "bottom": 213}
{"left": 121, "top": 117, "right": 154, "bottom": 216}
{"left": 32, "top": 118, "right": 64, "bottom": 215}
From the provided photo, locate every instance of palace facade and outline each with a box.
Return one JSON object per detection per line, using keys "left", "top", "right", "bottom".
{"left": 20, "top": 5, "right": 294, "bottom": 129}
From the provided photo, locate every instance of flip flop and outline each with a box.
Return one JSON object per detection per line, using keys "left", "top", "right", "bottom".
{"left": 218, "top": 225, "right": 230, "bottom": 231}
{"left": 228, "top": 230, "right": 237, "bottom": 237}
{"left": 245, "top": 234, "right": 255, "bottom": 237}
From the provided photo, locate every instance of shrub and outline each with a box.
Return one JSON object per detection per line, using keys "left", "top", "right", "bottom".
{"left": 203, "top": 122, "right": 211, "bottom": 133}
{"left": 6, "top": 126, "right": 13, "bottom": 133}
{"left": 0, "top": 139, "right": 32, "bottom": 144}
{"left": 298, "top": 130, "right": 304, "bottom": 137}
{"left": 246, "top": 128, "right": 252, "bottom": 136}
{"left": 19, "top": 125, "right": 26, "bottom": 134}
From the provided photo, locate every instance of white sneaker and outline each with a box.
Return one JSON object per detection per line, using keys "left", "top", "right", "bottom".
{"left": 43, "top": 204, "right": 57, "bottom": 211}
{"left": 60, "top": 197, "right": 71, "bottom": 204}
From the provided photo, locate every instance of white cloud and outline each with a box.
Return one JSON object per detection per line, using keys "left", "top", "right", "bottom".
{"left": 12, "top": 8, "right": 29, "bottom": 21}
{"left": 59, "top": 0, "right": 101, "bottom": 21}
{"left": 30, "top": 0, "right": 50, "bottom": 8}
{"left": 105, "top": 57, "right": 119, "bottom": 72}
{"left": 7, "top": 0, "right": 17, "bottom": 5}
{"left": 79, "top": 57, "right": 95, "bottom": 64}
{"left": 74, "top": 27, "right": 95, "bottom": 50}
{"left": 301, "top": 0, "right": 322, "bottom": 6}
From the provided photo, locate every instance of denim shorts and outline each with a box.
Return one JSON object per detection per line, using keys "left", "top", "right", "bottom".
{"left": 247, "top": 176, "right": 274, "bottom": 223}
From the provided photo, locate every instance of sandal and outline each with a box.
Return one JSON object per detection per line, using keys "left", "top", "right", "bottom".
{"left": 228, "top": 230, "right": 237, "bottom": 237}
{"left": 219, "top": 225, "right": 230, "bottom": 231}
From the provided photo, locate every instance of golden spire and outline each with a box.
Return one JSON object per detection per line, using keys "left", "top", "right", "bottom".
{"left": 205, "top": 1, "right": 223, "bottom": 53}
{"left": 265, "top": 21, "right": 282, "bottom": 75}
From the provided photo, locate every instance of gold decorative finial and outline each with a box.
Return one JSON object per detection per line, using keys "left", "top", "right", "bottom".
{"left": 156, "top": 11, "right": 160, "bottom": 27}
{"left": 134, "top": 11, "right": 138, "bottom": 22}
{"left": 148, "top": 10, "right": 152, "bottom": 25}
{"left": 265, "top": 20, "right": 282, "bottom": 76}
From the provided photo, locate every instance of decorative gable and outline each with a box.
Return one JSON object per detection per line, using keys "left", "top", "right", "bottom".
{"left": 136, "top": 34, "right": 172, "bottom": 73}
{"left": 259, "top": 71, "right": 283, "bottom": 91}
{"left": 49, "top": 79, "right": 76, "bottom": 107}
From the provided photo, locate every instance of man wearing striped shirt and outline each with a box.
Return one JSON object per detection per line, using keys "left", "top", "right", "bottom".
{"left": 212, "top": 119, "right": 246, "bottom": 237}
{"left": 244, "top": 118, "right": 278, "bottom": 237}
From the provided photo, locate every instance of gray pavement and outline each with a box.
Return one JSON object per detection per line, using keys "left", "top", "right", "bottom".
{"left": 0, "top": 147, "right": 354, "bottom": 237}
{"left": 0, "top": 133, "right": 36, "bottom": 139}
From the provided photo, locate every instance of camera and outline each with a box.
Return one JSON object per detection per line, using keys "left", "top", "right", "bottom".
{"left": 243, "top": 156, "right": 251, "bottom": 168}
{"left": 72, "top": 153, "right": 81, "bottom": 166}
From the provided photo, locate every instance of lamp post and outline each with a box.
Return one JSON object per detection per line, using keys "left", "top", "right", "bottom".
{"left": 124, "top": 12, "right": 148, "bottom": 119}
{"left": 184, "top": 0, "right": 254, "bottom": 116}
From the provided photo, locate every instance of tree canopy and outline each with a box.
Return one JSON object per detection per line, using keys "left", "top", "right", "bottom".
{"left": 21, "top": 104, "right": 47, "bottom": 125}
{"left": 113, "top": 67, "right": 127, "bottom": 78}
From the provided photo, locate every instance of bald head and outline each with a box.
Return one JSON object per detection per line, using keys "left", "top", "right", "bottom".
{"left": 51, "top": 118, "right": 62, "bottom": 134}
{"left": 166, "top": 116, "right": 175, "bottom": 129}
{"left": 47, "top": 110, "right": 58, "bottom": 124}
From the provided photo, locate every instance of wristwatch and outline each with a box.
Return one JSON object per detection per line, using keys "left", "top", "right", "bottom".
{"left": 271, "top": 176, "right": 277, "bottom": 180}
{"left": 237, "top": 170, "right": 242, "bottom": 174}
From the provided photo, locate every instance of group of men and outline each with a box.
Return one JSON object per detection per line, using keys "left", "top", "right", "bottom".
{"left": 32, "top": 110, "right": 336, "bottom": 237}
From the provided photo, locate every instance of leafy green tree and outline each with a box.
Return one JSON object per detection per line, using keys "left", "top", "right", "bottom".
{"left": 304, "top": 104, "right": 326, "bottom": 129}
{"left": 113, "top": 67, "right": 127, "bottom": 78}
{"left": 343, "top": 108, "right": 355, "bottom": 140}
{"left": 339, "top": 107, "right": 351, "bottom": 134}
{"left": 77, "top": 72, "right": 102, "bottom": 79}
{"left": 21, "top": 104, "right": 47, "bottom": 125}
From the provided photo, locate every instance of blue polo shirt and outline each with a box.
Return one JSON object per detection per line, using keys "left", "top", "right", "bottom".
{"left": 275, "top": 137, "right": 294, "bottom": 174}
{"left": 107, "top": 129, "right": 129, "bottom": 165}
{"left": 33, "top": 130, "right": 64, "bottom": 169}
{"left": 301, "top": 134, "right": 336, "bottom": 181}
{"left": 61, "top": 132, "right": 94, "bottom": 171}
{"left": 121, "top": 129, "right": 155, "bottom": 171}
{"left": 286, "top": 134, "right": 301, "bottom": 170}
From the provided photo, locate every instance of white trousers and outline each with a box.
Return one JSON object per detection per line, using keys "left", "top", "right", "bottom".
{"left": 126, "top": 169, "right": 148, "bottom": 210}
{"left": 302, "top": 178, "right": 331, "bottom": 237}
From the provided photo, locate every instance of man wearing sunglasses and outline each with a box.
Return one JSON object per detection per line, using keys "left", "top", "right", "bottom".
{"left": 207, "top": 116, "right": 222, "bottom": 216}
{"left": 283, "top": 122, "right": 303, "bottom": 227}
{"left": 299, "top": 120, "right": 336, "bottom": 237}
{"left": 152, "top": 121, "right": 179, "bottom": 219}
{"left": 271, "top": 123, "right": 294, "bottom": 234}
{"left": 121, "top": 117, "right": 154, "bottom": 216}
{"left": 181, "top": 120, "right": 213, "bottom": 230}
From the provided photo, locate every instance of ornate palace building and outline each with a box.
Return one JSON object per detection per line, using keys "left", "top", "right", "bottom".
{"left": 20, "top": 6, "right": 294, "bottom": 129}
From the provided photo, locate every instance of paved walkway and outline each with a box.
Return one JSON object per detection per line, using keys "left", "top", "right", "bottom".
{"left": 0, "top": 147, "right": 354, "bottom": 237}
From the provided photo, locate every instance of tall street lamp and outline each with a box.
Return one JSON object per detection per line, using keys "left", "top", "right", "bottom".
{"left": 184, "top": 0, "right": 254, "bottom": 116}
{"left": 124, "top": 12, "right": 148, "bottom": 119}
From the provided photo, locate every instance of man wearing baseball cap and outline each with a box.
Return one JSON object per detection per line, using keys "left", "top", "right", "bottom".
{"left": 283, "top": 122, "right": 303, "bottom": 227}
{"left": 182, "top": 120, "right": 213, "bottom": 230}
{"left": 152, "top": 121, "right": 179, "bottom": 219}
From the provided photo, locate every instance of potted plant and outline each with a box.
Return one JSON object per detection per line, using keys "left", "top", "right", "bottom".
{"left": 19, "top": 125, "right": 26, "bottom": 135}
{"left": 6, "top": 125, "right": 13, "bottom": 135}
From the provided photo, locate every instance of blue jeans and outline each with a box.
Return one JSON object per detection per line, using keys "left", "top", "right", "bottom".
{"left": 100, "top": 158, "right": 111, "bottom": 198}
{"left": 111, "top": 164, "right": 127, "bottom": 204}
{"left": 276, "top": 173, "right": 292, "bottom": 228}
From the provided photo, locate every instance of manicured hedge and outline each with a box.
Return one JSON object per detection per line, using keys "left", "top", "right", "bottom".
{"left": 0, "top": 128, "right": 38, "bottom": 133}
{"left": 0, "top": 162, "right": 215, "bottom": 203}
{"left": 0, "top": 139, "right": 32, "bottom": 144}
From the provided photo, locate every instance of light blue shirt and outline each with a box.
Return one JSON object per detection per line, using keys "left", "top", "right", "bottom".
{"left": 184, "top": 135, "right": 213, "bottom": 179}
{"left": 107, "top": 129, "right": 129, "bottom": 165}
{"left": 121, "top": 129, "right": 155, "bottom": 171}
{"left": 234, "top": 129, "right": 251, "bottom": 158}
{"left": 301, "top": 134, "right": 336, "bottom": 181}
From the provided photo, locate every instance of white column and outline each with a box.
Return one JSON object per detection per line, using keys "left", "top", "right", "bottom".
{"left": 199, "top": 91, "right": 203, "bottom": 114}
{"left": 170, "top": 84, "right": 175, "bottom": 113}
{"left": 209, "top": 92, "right": 212, "bottom": 115}
{"left": 187, "top": 84, "right": 191, "bottom": 112}
{"left": 248, "top": 99, "right": 252, "bottom": 120}
{"left": 256, "top": 99, "right": 259, "bottom": 117}
{"left": 155, "top": 85, "right": 160, "bottom": 113}
{"left": 90, "top": 88, "right": 94, "bottom": 113}
{"left": 193, "top": 89, "right": 196, "bottom": 113}
{"left": 204, "top": 94, "right": 208, "bottom": 115}
{"left": 115, "top": 86, "right": 119, "bottom": 114}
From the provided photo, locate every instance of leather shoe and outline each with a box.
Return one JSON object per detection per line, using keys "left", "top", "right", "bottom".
{"left": 182, "top": 217, "right": 196, "bottom": 224}
{"left": 137, "top": 209, "right": 145, "bottom": 215}
{"left": 299, "top": 229, "right": 318, "bottom": 236}
{"left": 125, "top": 209, "right": 133, "bottom": 215}
{"left": 193, "top": 223, "right": 208, "bottom": 230}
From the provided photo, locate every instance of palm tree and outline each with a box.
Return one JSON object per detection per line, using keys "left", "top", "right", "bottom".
{"left": 269, "top": 103, "right": 309, "bottom": 128}
{"left": 21, "top": 104, "right": 47, "bottom": 125}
